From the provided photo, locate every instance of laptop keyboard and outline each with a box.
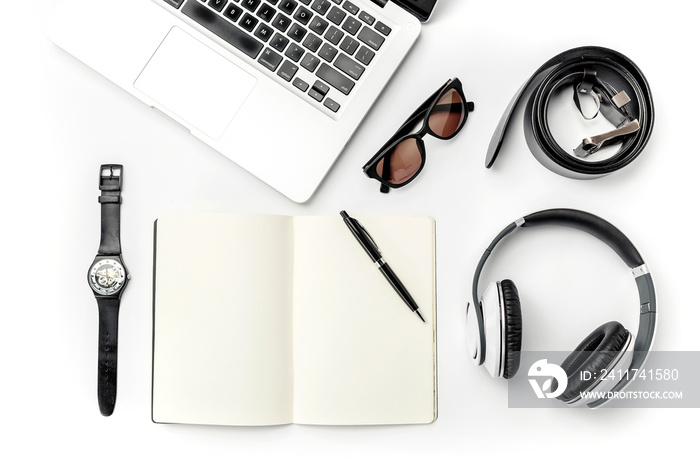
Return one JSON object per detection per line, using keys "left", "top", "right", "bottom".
{"left": 161, "top": 0, "right": 393, "bottom": 115}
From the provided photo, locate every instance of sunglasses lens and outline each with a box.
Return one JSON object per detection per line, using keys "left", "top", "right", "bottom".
{"left": 374, "top": 138, "right": 423, "bottom": 186}
{"left": 428, "top": 88, "right": 466, "bottom": 138}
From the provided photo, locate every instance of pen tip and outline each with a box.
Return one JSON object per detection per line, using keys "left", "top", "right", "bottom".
{"left": 416, "top": 309, "right": 425, "bottom": 322}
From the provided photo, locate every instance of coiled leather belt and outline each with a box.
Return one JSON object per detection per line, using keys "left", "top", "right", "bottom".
{"left": 486, "top": 46, "right": 655, "bottom": 179}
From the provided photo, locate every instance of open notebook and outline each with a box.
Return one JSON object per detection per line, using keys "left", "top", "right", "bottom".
{"left": 152, "top": 212, "right": 437, "bottom": 426}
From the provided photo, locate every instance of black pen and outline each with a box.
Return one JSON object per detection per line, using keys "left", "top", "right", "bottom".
{"left": 340, "top": 211, "right": 425, "bottom": 322}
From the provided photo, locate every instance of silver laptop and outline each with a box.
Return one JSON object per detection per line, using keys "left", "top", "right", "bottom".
{"left": 47, "top": 0, "right": 437, "bottom": 202}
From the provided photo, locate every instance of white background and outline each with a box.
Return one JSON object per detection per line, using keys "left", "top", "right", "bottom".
{"left": 1, "top": 0, "right": 697, "bottom": 463}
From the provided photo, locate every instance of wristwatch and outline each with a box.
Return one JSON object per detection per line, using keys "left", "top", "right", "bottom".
{"left": 87, "top": 164, "right": 129, "bottom": 416}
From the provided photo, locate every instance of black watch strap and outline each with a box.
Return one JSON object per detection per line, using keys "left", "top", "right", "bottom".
{"left": 98, "top": 165, "right": 123, "bottom": 255}
{"left": 97, "top": 297, "right": 120, "bottom": 416}
{"left": 93, "top": 164, "right": 126, "bottom": 416}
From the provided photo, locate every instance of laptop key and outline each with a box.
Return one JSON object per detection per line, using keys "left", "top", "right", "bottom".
{"left": 334, "top": 53, "right": 364, "bottom": 80}
{"left": 342, "top": 1, "right": 359, "bottom": 15}
{"left": 270, "top": 33, "right": 290, "bottom": 52}
{"left": 316, "top": 63, "right": 355, "bottom": 95}
{"left": 272, "top": 13, "right": 292, "bottom": 32}
{"left": 257, "top": 3, "right": 276, "bottom": 21}
{"left": 318, "top": 43, "right": 338, "bottom": 62}
{"left": 324, "top": 26, "right": 343, "bottom": 45}
{"left": 254, "top": 23, "right": 274, "bottom": 42}
{"left": 324, "top": 98, "right": 340, "bottom": 113}
{"left": 358, "top": 11, "right": 375, "bottom": 25}
{"left": 339, "top": 36, "right": 359, "bottom": 55}
{"left": 300, "top": 53, "right": 321, "bottom": 72}
{"left": 357, "top": 26, "right": 384, "bottom": 50}
{"left": 309, "top": 88, "right": 324, "bottom": 102}
{"left": 279, "top": 0, "right": 298, "bottom": 15}
{"left": 309, "top": 17, "right": 329, "bottom": 35}
{"left": 287, "top": 23, "right": 307, "bottom": 42}
{"left": 285, "top": 43, "right": 305, "bottom": 62}
{"left": 327, "top": 6, "right": 346, "bottom": 25}
{"left": 355, "top": 45, "right": 375, "bottom": 66}
{"left": 258, "top": 47, "right": 284, "bottom": 71}
{"left": 294, "top": 7, "right": 313, "bottom": 25}
{"left": 223, "top": 3, "right": 244, "bottom": 22}
{"left": 311, "top": 0, "right": 331, "bottom": 15}
{"left": 312, "top": 80, "right": 330, "bottom": 96}
{"left": 293, "top": 77, "right": 309, "bottom": 92}
{"left": 182, "top": 1, "right": 263, "bottom": 59}
{"left": 240, "top": 13, "right": 259, "bottom": 32}
{"left": 277, "top": 60, "right": 299, "bottom": 81}
{"left": 241, "top": 0, "right": 261, "bottom": 12}
{"left": 208, "top": 0, "right": 227, "bottom": 12}
{"left": 302, "top": 33, "right": 323, "bottom": 52}
{"left": 341, "top": 17, "right": 361, "bottom": 35}
{"left": 374, "top": 21, "right": 392, "bottom": 36}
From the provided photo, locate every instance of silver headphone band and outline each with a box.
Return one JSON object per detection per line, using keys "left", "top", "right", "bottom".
{"left": 470, "top": 222, "right": 518, "bottom": 365}
{"left": 587, "top": 272, "right": 656, "bottom": 407}
{"left": 468, "top": 209, "right": 657, "bottom": 389}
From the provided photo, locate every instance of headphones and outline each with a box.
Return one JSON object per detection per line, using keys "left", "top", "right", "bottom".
{"left": 466, "top": 208, "right": 657, "bottom": 407}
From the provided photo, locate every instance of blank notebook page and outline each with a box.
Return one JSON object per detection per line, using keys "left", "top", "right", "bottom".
{"left": 291, "top": 216, "right": 437, "bottom": 425}
{"left": 152, "top": 213, "right": 295, "bottom": 426}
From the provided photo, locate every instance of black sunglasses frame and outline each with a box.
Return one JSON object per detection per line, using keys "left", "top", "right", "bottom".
{"left": 362, "top": 78, "right": 473, "bottom": 192}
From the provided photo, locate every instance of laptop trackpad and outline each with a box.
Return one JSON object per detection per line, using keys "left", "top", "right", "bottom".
{"left": 134, "top": 27, "right": 257, "bottom": 140}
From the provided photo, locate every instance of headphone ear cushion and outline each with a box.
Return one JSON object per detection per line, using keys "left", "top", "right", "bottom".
{"left": 501, "top": 279, "right": 523, "bottom": 379}
{"left": 557, "top": 321, "right": 630, "bottom": 402}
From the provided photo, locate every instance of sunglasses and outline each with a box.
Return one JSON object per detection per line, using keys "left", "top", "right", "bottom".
{"left": 363, "top": 78, "right": 474, "bottom": 193}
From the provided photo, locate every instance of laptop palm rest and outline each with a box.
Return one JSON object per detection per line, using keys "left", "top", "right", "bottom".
{"left": 134, "top": 27, "right": 257, "bottom": 140}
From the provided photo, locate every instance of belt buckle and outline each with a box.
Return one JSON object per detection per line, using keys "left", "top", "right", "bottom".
{"left": 574, "top": 119, "right": 641, "bottom": 157}
{"left": 574, "top": 71, "right": 640, "bottom": 158}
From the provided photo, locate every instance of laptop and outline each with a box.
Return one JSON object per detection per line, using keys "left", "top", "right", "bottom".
{"left": 47, "top": 0, "right": 438, "bottom": 202}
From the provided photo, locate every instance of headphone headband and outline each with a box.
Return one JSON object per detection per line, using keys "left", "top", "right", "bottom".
{"left": 520, "top": 209, "right": 644, "bottom": 267}
{"left": 468, "top": 208, "right": 656, "bottom": 403}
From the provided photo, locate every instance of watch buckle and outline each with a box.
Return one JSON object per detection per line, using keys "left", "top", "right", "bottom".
{"left": 99, "top": 164, "right": 123, "bottom": 191}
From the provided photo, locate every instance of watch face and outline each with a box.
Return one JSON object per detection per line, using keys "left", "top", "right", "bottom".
{"left": 88, "top": 258, "right": 128, "bottom": 296}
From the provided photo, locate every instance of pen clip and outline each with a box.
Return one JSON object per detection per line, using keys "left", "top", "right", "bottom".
{"left": 356, "top": 220, "right": 381, "bottom": 254}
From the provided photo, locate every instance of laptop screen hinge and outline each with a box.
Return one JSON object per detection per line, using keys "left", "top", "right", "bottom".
{"left": 371, "top": 0, "right": 388, "bottom": 7}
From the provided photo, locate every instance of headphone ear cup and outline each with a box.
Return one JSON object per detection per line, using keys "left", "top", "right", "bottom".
{"left": 500, "top": 279, "right": 523, "bottom": 379}
{"left": 556, "top": 321, "right": 630, "bottom": 403}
